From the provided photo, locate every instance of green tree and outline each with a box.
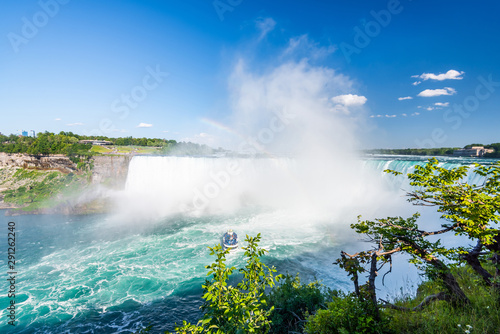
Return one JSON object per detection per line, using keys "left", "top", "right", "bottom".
{"left": 337, "top": 158, "right": 500, "bottom": 311}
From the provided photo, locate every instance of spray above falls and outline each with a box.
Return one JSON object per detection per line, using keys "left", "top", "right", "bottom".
{"left": 115, "top": 59, "right": 401, "bottom": 221}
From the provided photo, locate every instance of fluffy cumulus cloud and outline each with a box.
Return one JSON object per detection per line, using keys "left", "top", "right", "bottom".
{"left": 435, "top": 102, "right": 449, "bottom": 107}
{"left": 331, "top": 94, "right": 367, "bottom": 114}
{"left": 137, "top": 122, "right": 153, "bottom": 128}
{"left": 417, "top": 87, "right": 456, "bottom": 97}
{"left": 398, "top": 96, "right": 413, "bottom": 100}
{"left": 54, "top": 118, "right": 62, "bottom": 121}
{"left": 66, "top": 122, "right": 84, "bottom": 126}
{"left": 412, "top": 69, "right": 464, "bottom": 85}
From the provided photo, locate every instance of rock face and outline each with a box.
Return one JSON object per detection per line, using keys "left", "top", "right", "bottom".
{"left": 91, "top": 155, "right": 131, "bottom": 188}
{"left": 0, "top": 153, "right": 133, "bottom": 215}
{"left": 0, "top": 153, "right": 131, "bottom": 186}
{"left": 0, "top": 153, "right": 77, "bottom": 173}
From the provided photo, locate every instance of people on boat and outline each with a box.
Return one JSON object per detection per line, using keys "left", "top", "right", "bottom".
{"left": 223, "top": 230, "right": 238, "bottom": 247}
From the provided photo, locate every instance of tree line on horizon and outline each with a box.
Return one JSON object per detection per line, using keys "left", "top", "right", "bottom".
{"left": 0, "top": 131, "right": 216, "bottom": 158}
{"left": 366, "top": 142, "right": 500, "bottom": 158}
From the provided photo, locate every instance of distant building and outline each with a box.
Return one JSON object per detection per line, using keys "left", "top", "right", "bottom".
{"left": 453, "top": 146, "right": 494, "bottom": 157}
{"left": 79, "top": 140, "right": 113, "bottom": 146}
{"left": 30, "top": 130, "right": 36, "bottom": 137}
{"left": 21, "top": 130, "right": 28, "bottom": 137}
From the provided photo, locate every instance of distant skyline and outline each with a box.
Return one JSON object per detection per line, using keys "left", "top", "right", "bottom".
{"left": 1, "top": 0, "right": 499, "bottom": 149}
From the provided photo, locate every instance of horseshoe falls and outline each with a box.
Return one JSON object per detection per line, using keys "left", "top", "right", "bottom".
{"left": 0, "top": 155, "right": 495, "bottom": 333}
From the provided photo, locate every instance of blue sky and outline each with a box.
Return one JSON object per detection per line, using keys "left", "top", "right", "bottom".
{"left": 1, "top": 0, "right": 499, "bottom": 149}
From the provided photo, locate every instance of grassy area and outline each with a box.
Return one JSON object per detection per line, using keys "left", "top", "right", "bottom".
{"left": 383, "top": 265, "right": 500, "bottom": 333}
{"left": 90, "top": 145, "right": 162, "bottom": 155}
{"left": 90, "top": 145, "right": 113, "bottom": 154}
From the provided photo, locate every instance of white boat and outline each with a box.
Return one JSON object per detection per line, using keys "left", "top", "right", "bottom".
{"left": 222, "top": 230, "right": 238, "bottom": 250}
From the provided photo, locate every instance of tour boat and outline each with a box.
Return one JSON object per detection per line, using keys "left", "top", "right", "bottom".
{"left": 222, "top": 230, "right": 238, "bottom": 250}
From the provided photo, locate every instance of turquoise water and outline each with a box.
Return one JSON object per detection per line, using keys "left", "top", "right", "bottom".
{"left": 0, "top": 155, "right": 496, "bottom": 333}
{"left": 0, "top": 212, "right": 350, "bottom": 333}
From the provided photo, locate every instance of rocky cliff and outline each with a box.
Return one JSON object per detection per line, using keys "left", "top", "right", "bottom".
{"left": 0, "top": 152, "right": 77, "bottom": 173}
{"left": 91, "top": 155, "right": 131, "bottom": 188}
{"left": 0, "top": 153, "right": 132, "bottom": 214}
{"left": 0, "top": 153, "right": 131, "bottom": 185}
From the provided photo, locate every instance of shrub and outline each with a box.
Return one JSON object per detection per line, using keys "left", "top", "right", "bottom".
{"left": 170, "top": 234, "right": 280, "bottom": 334}
{"left": 266, "top": 273, "right": 329, "bottom": 334}
{"left": 305, "top": 292, "right": 390, "bottom": 334}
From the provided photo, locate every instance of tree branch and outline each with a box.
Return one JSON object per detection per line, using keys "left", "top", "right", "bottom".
{"left": 380, "top": 220, "right": 455, "bottom": 236}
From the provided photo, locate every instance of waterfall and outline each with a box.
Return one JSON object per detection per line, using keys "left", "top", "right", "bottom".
{"left": 120, "top": 155, "right": 493, "bottom": 219}
{"left": 120, "top": 155, "right": 393, "bottom": 219}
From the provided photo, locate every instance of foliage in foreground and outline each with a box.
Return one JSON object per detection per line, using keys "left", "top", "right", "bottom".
{"left": 163, "top": 233, "right": 499, "bottom": 333}
{"left": 305, "top": 264, "right": 500, "bottom": 334}
{"left": 336, "top": 158, "right": 500, "bottom": 313}
{"left": 305, "top": 291, "right": 389, "bottom": 334}
{"left": 266, "top": 273, "right": 330, "bottom": 334}
{"left": 170, "top": 234, "right": 280, "bottom": 334}
{"left": 385, "top": 265, "right": 500, "bottom": 334}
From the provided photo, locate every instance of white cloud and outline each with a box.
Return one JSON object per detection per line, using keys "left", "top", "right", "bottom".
{"left": 412, "top": 70, "right": 464, "bottom": 85}
{"left": 162, "top": 130, "right": 169, "bottom": 133}
{"left": 417, "top": 87, "right": 456, "bottom": 97}
{"left": 331, "top": 94, "right": 367, "bottom": 114}
{"left": 435, "top": 102, "right": 449, "bottom": 107}
{"left": 398, "top": 96, "right": 413, "bottom": 100}
{"left": 137, "top": 123, "right": 153, "bottom": 128}
{"left": 425, "top": 106, "right": 435, "bottom": 111}
{"left": 256, "top": 17, "right": 276, "bottom": 40}
{"left": 412, "top": 81, "right": 421, "bottom": 86}
{"left": 66, "top": 122, "right": 84, "bottom": 126}
{"left": 402, "top": 113, "right": 407, "bottom": 117}
{"left": 54, "top": 118, "right": 62, "bottom": 121}
{"left": 332, "top": 94, "right": 367, "bottom": 106}
{"left": 284, "top": 34, "right": 336, "bottom": 59}
{"left": 370, "top": 114, "right": 396, "bottom": 118}
{"left": 411, "top": 112, "right": 420, "bottom": 116}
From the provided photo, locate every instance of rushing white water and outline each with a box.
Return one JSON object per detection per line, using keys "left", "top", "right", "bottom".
{"left": 118, "top": 155, "right": 402, "bottom": 222}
